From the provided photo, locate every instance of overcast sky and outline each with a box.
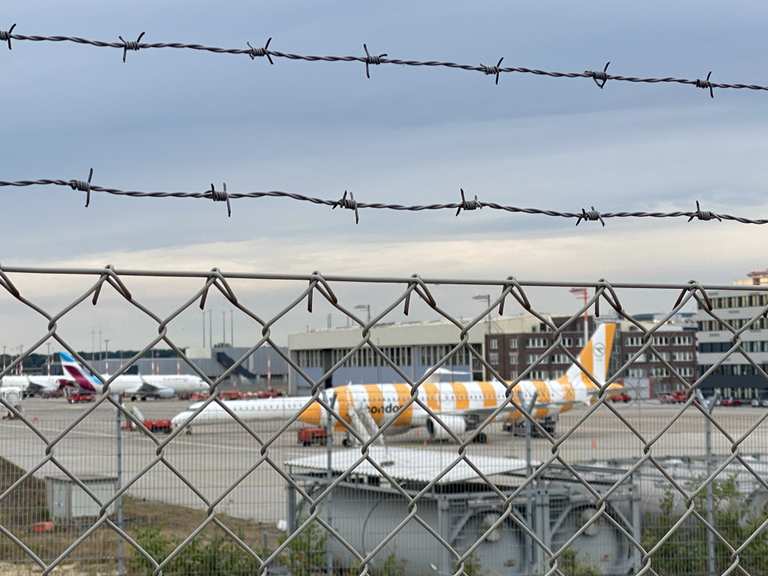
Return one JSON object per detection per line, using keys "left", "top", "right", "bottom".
{"left": 2, "top": 1, "right": 768, "bottom": 353}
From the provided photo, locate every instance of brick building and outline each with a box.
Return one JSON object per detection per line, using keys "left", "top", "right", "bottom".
{"left": 485, "top": 315, "right": 697, "bottom": 397}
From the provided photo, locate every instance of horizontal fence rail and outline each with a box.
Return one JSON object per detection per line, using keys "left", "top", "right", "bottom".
{"left": 1, "top": 26, "right": 766, "bottom": 98}
{"left": 1, "top": 265, "right": 768, "bottom": 575}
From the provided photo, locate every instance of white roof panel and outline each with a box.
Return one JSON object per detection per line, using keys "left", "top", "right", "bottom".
{"left": 285, "top": 447, "right": 530, "bottom": 485}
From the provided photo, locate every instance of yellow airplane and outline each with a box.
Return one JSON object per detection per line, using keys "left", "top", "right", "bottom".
{"left": 172, "top": 324, "right": 619, "bottom": 443}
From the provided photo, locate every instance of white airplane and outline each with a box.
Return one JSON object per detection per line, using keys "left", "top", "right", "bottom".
{"left": 59, "top": 352, "right": 209, "bottom": 400}
{"left": 171, "top": 324, "right": 621, "bottom": 443}
{"left": 0, "top": 374, "right": 73, "bottom": 397}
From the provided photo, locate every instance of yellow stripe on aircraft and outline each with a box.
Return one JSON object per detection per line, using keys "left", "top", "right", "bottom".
{"left": 394, "top": 383, "right": 414, "bottom": 426}
{"left": 452, "top": 382, "right": 469, "bottom": 410}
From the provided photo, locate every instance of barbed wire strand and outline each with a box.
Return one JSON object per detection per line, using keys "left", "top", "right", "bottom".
{"left": 1, "top": 26, "right": 767, "bottom": 96}
{"left": 0, "top": 176, "right": 765, "bottom": 225}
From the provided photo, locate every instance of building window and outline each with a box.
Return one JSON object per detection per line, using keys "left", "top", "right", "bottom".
{"left": 628, "top": 368, "right": 645, "bottom": 378}
{"left": 509, "top": 338, "right": 518, "bottom": 349}
{"left": 509, "top": 353, "right": 518, "bottom": 365}
{"left": 489, "top": 352, "right": 499, "bottom": 365}
{"left": 490, "top": 338, "right": 498, "bottom": 351}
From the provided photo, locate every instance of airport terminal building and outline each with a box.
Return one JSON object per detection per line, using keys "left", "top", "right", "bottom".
{"left": 287, "top": 316, "right": 541, "bottom": 394}
{"left": 696, "top": 270, "right": 768, "bottom": 400}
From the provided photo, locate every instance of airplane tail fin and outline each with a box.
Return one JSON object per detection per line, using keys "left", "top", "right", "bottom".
{"left": 565, "top": 323, "right": 617, "bottom": 391}
{"left": 58, "top": 352, "right": 101, "bottom": 393}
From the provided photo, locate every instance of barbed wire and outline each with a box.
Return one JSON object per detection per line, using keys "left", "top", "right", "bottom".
{"left": 0, "top": 175, "right": 764, "bottom": 225}
{"left": 2, "top": 25, "right": 767, "bottom": 97}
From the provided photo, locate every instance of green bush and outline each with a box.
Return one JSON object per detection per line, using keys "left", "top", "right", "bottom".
{"left": 129, "top": 527, "right": 263, "bottom": 576}
{"left": 558, "top": 548, "right": 600, "bottom": 576}
{"left": 643, "top": 475, "right": 768, "bottom": 575}
{"left": 279, "top": 520, "right": 328, "bottom": 575}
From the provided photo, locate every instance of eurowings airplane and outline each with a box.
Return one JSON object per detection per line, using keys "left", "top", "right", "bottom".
{"left": 171, "top": 323, "right": 620, "bottom": 442}
{"left": 59, "top": 352, "right": 209, "bottom": 400}
{"left": 0, "top": 375, "right": 73, "bottom": 397}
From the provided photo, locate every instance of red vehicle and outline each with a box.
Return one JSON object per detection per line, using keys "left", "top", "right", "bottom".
{"left": 67, "top": 393, "right": 95, "bottom": 404}
{"left": 609, "top": 392, "right": 632, "bottom": 403}
{"left": 254, "top": 388, "right": 284, "bottom": 399}
{"left": 219, "top": 391, "right": 247, "bottom": 401}
{"left": 143, "top": 418, "right": 172, "bottom": 433}
{"left": 189, "top": 392, "right": 210, "bottom": 401}
{"left": 660, "top": 391, "right": 687, "bottom": 404}
{"left": 298, "top": 427, "right": 328, "bottom": 447}
{"left": 122, "top": 418, "right": 172, "bottom": 433}
{"left": 720, "top": 398, "right": 742, "bottom": 407}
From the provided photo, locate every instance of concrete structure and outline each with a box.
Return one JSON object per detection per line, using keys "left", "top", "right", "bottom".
{"left": 46, "top": 475, "right": 116, "bottom": 521}
{"left": 696, "top": 270, "right": 768, "bottom": 400}
{"left": 287, "top": 316, "right": 541, "bottom": 394}
{"left": 486, "top": 315, "right": 696, "bottom": 398}
{"left": 285, "top": 448, "right": 639, "bottom": 575}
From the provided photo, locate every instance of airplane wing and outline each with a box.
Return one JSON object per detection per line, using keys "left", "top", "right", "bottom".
{"left": 133, "top": 380, "right": 174, "bottom": 398}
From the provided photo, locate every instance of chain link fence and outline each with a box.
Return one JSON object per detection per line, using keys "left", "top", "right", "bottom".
{"left": 2, "top": 266, "right": 768, "bottom": 575}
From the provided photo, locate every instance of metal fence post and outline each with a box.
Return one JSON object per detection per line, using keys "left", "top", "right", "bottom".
{"left": 522, "top": 392, "right": 538, "bottom": 574}
{"left": 323, "top": 388, "right": 335, "bottom": 575}
{"left": 113, "top": 393, "right": 125, "bottom": 576}
{"left": 697, "top": 389, "right": 718, "bottom": 576}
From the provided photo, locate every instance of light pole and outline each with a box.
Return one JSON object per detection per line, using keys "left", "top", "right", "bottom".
{"left": 46, "top": 342, "right": 52, "bottom": 375}
{"left": 17, "top": 345, "right": 23, "bottom": 375}
{"left": 354, "top": 304, "right": 371, "bottom": 324}
{"left": 3, "top": 344, "right": 7, "bottom": 371}
{"left": 104, "top": 339, "right": 110, "bottom": 374}
{"left": 473, "top": 294, "right": 492, "bottom": 378}
{"left": 569, "top": 288, "right": 590, "bottom": 347}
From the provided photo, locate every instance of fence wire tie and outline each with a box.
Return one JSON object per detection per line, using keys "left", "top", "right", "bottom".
{"left": 586, "top": 61, "right": 611, "bottom": 89}
{"left": 455, "top": 187, "right": 481, "bottom": 216}
{"left": 119, "top": 31, "right": 145, "bottom": 63}
{"left": 403, "top": 274, "right": 437, "bottom": 315}
{"left": 362, "top": 43, "right": 386, "bottom": 79}
{"left": 209, "top": 182, "right": 231, "bottom": 217}
{"left": 333, "top": 189, "right": 359, "bottom": 223}
{"left": 307, "top": 271, "right": 338, "bottom": 313}
{"left": 68, "top": 168, "right": 94, "bottom": 208}
{"left": 688, "top": 200, "right": 722, "bottom": 222}
{"left": 696, "top": 71, "right": 715, "bottom": 98}
{"left": 246, "top": 37, "right": 273, "bottom": 64}
{"left": 0, "top": 23, "right": 15, "bottom": 50}
{"left": 576, "top": 206, "right": 605, "bottom": 226}
{"left": 498, "top": 276, "right": 532, "bottom": 314}
{"left": 481, "top": 56, "right": 504, "bottom": 85}
{"left": 92, "top": 265, "right": 132, "bottom": 305}
{"left": 0, "top": 264, "right": 20, "bottom": 298}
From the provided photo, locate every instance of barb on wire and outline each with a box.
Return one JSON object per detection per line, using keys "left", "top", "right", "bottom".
{"left": 209, "top": 182, "right": 231, "bottom": 217}
{"left": 0, "top": 23, "right": 16, "bottom": 50}
{"left": 246, "top": 37, "right": 273, "bottom": 64}
{"left": 2, "top": 176, "right": 767, "bottom": 226}
{"left": 362, "top": 43, "right": 386, "bottom": 79}
{"left": 455, "top": 188, "right": 481, "bottom": 216}
{"left": 688, "top": 200, "right": 722, "bottom": 222}
{"left": 481, "top": 57, "right": 504, "bottom": 85}
{"left": 3, "top": 28, "right": 768, "bottom": 96}
{"left": 68, "top": 168, "right": 94, "bottom": 208}
{"left": 333, "top": 190, "right": 359, "bottom": 224}
{"left": 576, "top": 206, "right": 605, "bottom": 227}
{"left": 586, "top": 61, "right": 611, "bottom": 89}
{"left": 119, "top": 31, "right": 145, "bottom": 63}
{"left": 697, "top": 71, "right": 715, "bottom": 98}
